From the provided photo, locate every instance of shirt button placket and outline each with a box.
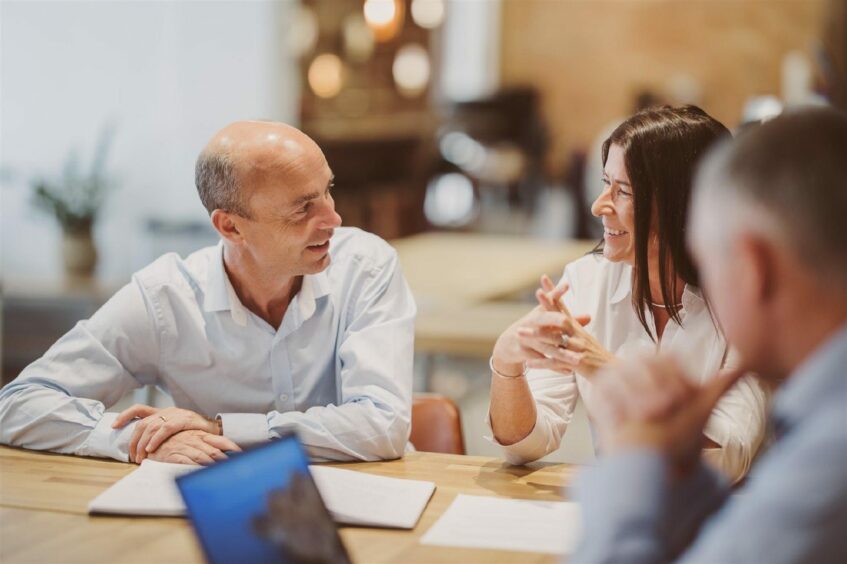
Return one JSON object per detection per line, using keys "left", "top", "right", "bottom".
{"left": 273, "top": 337, "right": 293, "bottom": 411}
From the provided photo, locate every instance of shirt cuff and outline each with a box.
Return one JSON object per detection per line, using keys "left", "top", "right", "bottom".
{"left": 218, "top": 413, "right": 269, "bottom": 448}
{"left": 77, "top": 412, "right": 137, "bottom": 462}
{"left": 484, "top": 410, "right": 550, "bottom": 465}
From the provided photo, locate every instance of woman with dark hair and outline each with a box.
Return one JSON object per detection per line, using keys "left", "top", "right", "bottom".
{"left": 487, "top": 105, "right": 768, "bottom": 482}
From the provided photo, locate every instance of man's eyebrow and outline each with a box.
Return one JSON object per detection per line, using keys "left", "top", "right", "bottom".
{"left": 289, "top": 174, "right": 335, "bottom": 208}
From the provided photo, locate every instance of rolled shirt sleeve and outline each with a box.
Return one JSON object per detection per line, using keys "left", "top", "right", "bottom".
{"left": 702, "top": 346, "right": 769, "bottom": 482}
{"left": 485, "top": 367, "right": 579, "bottom": 465}
{"left": 0, "top": 279, "right": 161, "bottom": 461}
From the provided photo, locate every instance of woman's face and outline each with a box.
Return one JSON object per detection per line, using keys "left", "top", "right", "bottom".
{"left": 591, "top": 143, "right": 636, "bottom": 264}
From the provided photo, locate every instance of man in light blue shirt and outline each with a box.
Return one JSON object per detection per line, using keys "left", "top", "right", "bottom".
{"left": 573, "top": 108, "right": 847, "bottom": 563}
{"left": 0, "top": 121, "right": 416, "bottom": 464}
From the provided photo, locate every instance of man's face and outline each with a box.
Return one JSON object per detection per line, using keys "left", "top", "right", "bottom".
{"left": 689, "top": 191, "right": 772, "bottom": 377}
{"left": 236, "top": 149, "right": 342, "bottom": 277}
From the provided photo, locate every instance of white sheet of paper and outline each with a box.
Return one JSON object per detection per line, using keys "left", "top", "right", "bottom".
{"left": 420, "top": 494, "right": 582, "bottom": 555}
{"left": 88, "top": 460, "right": 435, "bottom": 529}
{"left": 310, "top": 465, "right": 435, "bottom": 529}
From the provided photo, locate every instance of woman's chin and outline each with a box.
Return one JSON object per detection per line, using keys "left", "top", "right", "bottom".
{"left": 603, "top": 247, "right": 634, "bottom": 264}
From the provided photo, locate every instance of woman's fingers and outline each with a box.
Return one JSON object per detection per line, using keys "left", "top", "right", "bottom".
{"left": 519, "top": 336, "right": 583, "bottom": 366}
{"left": 537, "top": 276, "right": 573, "bottom": 316}
{"left": 532, "top": 311, "right": 572, "bottom": 331}
{"left": 518, "top": 326, "right": 570, "bottom": 348}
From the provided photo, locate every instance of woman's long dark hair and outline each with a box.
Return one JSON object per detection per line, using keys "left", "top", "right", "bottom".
{"left": 600, "top": 105, "right": 730, "bottom": 340}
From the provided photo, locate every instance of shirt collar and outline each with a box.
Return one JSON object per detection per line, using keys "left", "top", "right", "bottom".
{"left": 609, "top": 262, "right": 705, "bottom": 313}
{"left": 203, "top": 242, "right": 249, "bottom": 327}
{"left": 610, "top": 262, "right": 632, "bottom": 305}
{"left": 205, "top": 242, "right": 333, "bottom": 328}
{"left": 297, "top": 270, "right": 332, "bottom": 321}
{"left": 772, "top": 322, "right": 847, "bottom": 430}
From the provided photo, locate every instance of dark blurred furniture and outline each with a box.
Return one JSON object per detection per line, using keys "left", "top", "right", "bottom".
{"left": 1, "top": 281, "right": 109, "bottom": 385}
{"left": 439, "top": 86, "right": 549, "bottom": 211}
{"left": 312, "top": 128, "right": 435, "bottom": 239}
{"left": 410, "top": 393, "right": 465, "bottom": 455}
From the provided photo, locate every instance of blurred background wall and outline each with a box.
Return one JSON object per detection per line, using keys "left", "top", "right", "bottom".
{"left": 501, "top": 0, "right": 830, "bottom": 169}
{"left": 1, "top": 0, "right": 298, "bottom": 281}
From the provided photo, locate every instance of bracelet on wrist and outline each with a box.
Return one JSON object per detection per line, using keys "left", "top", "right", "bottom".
{"left": 489, "top": 356, "right": 526, "bottom": 379}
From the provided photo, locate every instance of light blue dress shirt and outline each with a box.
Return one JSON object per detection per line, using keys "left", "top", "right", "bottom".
{"left": 573, "top": 323, "right": 847, "bottom": 563}
{"left": 0, "top": 227, "right": 416, "bottom": 463}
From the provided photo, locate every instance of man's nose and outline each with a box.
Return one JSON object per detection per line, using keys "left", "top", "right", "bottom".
{"left": 318, "top": 200, "right": 342, "bottom": 229}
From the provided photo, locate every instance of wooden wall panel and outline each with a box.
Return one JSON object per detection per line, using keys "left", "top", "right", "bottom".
{"left": 500, "top": 0, "right": 829, "bottom": 169}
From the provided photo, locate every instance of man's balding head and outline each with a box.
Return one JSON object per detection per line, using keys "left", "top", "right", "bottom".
{"left": 195, "top": 121, "right": 327, "bottom": 217}
{"left": 689, "top": 107, "right": 847, "bottom": 380}
{"left": 692, "top": 108, "right": 847, "bottom": 291}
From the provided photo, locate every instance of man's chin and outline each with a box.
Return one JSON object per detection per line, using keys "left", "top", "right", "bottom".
{"left": 304, "top": 253, "right": 332, "bottom": 274}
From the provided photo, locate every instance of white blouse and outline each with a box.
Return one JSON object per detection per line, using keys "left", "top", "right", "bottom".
{"left": 490, "top": 253, "right": 768, "bottom": 482}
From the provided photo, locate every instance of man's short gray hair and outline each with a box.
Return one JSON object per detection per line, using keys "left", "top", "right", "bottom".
{"left": 195, "top": 150, "right": 252, "bottom": 217}
{"left": 695, "top": 107, "right": 847, "bottom": 288}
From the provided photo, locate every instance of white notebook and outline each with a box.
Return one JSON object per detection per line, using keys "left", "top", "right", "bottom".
{"left": 89, "top": 459, "right": 435, "bottom": 529}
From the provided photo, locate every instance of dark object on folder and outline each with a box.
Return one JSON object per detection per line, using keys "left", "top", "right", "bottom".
{"left": 176, "top": 433, "right": 351, "bottom": 564}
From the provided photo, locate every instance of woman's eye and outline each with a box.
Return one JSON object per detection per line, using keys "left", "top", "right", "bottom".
{"left": 601, "top": 177, "right": 610, "bottom": 185}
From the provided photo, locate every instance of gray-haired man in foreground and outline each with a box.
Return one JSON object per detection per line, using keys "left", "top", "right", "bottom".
{"left": 574, "top": 107, "right": 847, "bottom": 563}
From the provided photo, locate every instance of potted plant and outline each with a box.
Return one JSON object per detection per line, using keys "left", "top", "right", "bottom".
{"left": 31, "top": 129, "right": 116, "bottom": 277}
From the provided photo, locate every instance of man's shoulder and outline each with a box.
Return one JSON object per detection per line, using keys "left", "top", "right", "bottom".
{"left": 132, "top": 245, "right": 218, "bottom": 291}
{"left": 328, "top": 227, "right": 397, "bottom": 272}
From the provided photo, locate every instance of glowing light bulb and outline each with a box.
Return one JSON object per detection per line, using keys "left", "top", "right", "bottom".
{"left": 308, "top": 54, "right": 344, "bottom": 99}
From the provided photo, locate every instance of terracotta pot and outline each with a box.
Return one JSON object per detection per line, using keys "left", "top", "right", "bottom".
{"left": 62, "top": 229, "right": 98, "bottom": 277}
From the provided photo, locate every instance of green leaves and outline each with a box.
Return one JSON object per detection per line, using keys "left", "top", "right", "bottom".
{"left": 31, "top": 126, "right": 116, "bottom": 235}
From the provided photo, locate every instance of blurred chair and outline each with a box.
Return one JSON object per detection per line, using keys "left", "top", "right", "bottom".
{"left": 410, "top": 393, "right": 465, "bottom": 455}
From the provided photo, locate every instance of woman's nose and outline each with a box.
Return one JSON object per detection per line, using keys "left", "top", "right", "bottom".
{"left": 591, "top": 186, "right": 613, "bottom": 217}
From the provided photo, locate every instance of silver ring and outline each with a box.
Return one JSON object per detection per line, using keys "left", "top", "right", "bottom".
{"left": 560, "top": 333, "right": 570, "bottom": 349}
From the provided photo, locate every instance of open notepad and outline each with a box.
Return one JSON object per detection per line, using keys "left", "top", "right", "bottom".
{"left": 88, "top": 459, "right": 435, "bottom": 529}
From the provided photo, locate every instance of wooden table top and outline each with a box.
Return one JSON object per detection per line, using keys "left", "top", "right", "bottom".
{"left": 414, "top": 301, "right": 533, "bottom": 358}
{"left": 392, "top": 232, "right": 596, "bottom": 307}
{"left": 0, "top": 446, "right": 581, "bottom": 563}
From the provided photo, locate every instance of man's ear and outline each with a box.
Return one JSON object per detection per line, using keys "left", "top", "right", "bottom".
{"left": 211, "top": 210, "right": 244, "bottom": 244}
{"left": 736, "top": 233, "right": 779, "bottom": 307}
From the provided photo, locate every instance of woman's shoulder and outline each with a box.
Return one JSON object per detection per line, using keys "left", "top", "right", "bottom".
{"left": 562, "top": 253, "right": 630, "bottom": 287}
